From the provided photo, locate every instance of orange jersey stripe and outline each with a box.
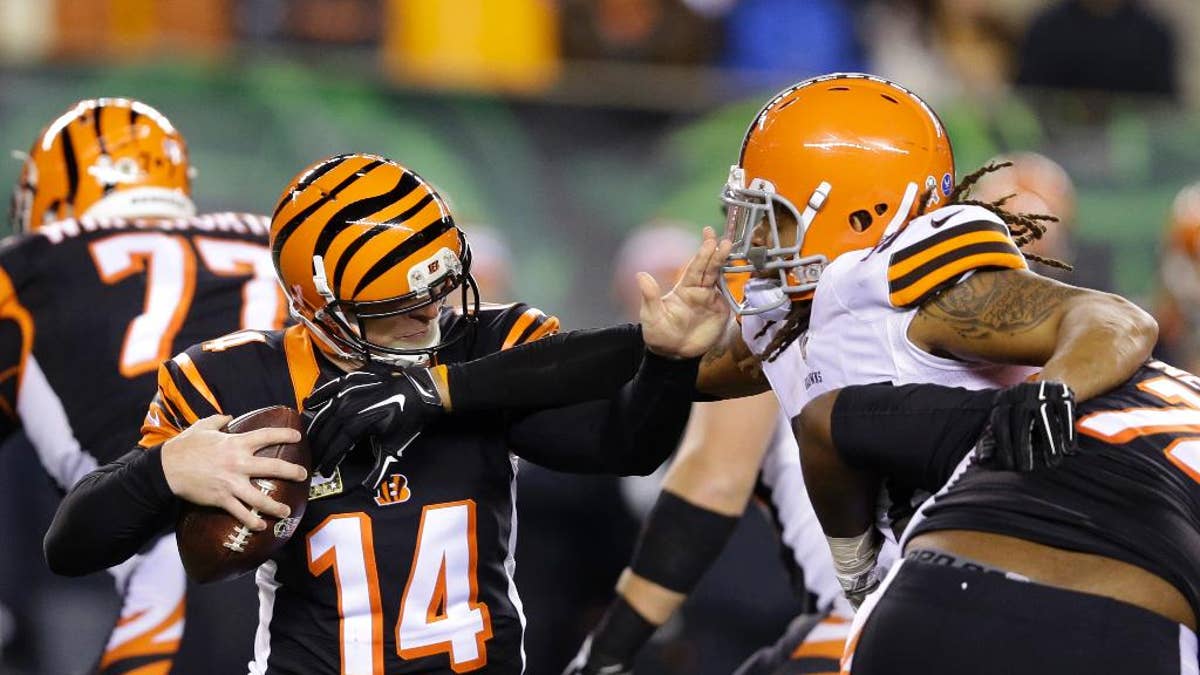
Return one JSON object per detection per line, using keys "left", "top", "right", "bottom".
{"left": 99, "top": 598, "right": 184, "bottom": 670}
{"left": 888, "top": 251, "right": 1026, "bottom": 308}
{"left": 520, "top": 315, "right": 560, "bottom": 345}
{"left": 171, "top": 353, "right": 223, "bottom": 414}
{"left": 284, "top": 324, "right": 320, "bottom": 411}
{"left": 0, "top": 266, "right": 35, "bottom": 408}
{"left": 887, "top": 229, "right": 1017, "bottom": 281}
{"left": 155, "top": 364, "right": 199, "bottom": 425}
{"left": 502, "top": 308, "right": 544, "bottom": 350}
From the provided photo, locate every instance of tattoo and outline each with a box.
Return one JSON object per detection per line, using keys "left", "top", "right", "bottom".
{"left": 920, "top": 270, "right": 1082, "bottom": 340}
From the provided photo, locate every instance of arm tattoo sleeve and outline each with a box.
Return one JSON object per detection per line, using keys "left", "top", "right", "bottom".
{"left": 920, "top": 271, "right": 1082, "bottom": 341}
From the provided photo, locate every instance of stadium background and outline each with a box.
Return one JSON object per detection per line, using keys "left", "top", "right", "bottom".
{"left": 1, "top": 0, "right": 1198, "bottom": 673}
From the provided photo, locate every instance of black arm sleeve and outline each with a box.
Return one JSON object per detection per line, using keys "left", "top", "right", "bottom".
{"left": 830, "top": 382, "right": 996, "bottom": 492}
{"left": 45, "top": 445, "right": 180, "bottom": 576}
{"left": 505, "top": 350, "right": 698, "bottom": 476}
{"left": 447, "top": 323, "right": 660, "bottom": 411}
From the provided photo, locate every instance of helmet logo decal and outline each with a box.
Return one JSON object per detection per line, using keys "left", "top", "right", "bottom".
{"left": 941, "top": 172, "right": 953, "bottom": 197}
{"left": 87, "top": 156, "right": 143, "bottom": 185}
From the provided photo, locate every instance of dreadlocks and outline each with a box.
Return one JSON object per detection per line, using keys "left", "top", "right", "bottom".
{"left": 755, "top": 161, "right": 1072, "bottom": 364}
{"left": 920, "top": 161, "right": 1072, "bottom": 272}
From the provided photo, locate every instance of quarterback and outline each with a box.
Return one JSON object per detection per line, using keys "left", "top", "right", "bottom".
{"left": 47, "top": 152, "right": 734, "bottom": 674}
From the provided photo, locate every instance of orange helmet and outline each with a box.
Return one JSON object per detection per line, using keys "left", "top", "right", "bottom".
{"left": 10, "top": 98, "right": 194, "bottom": 232}
{"left": 270, "top": 153, "right": 477, "bottom": 366}
{"left": 719, "top": 73, "right": 954, "bottom": 314}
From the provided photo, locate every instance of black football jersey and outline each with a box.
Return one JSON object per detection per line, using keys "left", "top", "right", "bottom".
{"left": 141, "top": 304, "right": 559, "bottom": 675}
{"left": 0, "top": 213, "right": 285, "bottom": 489}
{"left": 907, "top": 360, "right": 1200, "bottom": 620}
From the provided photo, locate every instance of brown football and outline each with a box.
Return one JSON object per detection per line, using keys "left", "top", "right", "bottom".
{"left": 176, "top": 406, "right": 312, "bottom": 583}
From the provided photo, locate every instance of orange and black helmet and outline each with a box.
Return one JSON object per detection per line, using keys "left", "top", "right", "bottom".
{"left": 719, "top": 73, "right": 954, "bottom": 314}
{"left": 10, "top": 98, "right": 194, "bottom": 232}
{"left": 270, "top": 153, "right": 477, "bottom": 365}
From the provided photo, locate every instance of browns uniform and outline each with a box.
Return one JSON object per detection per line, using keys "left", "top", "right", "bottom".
{"left": 9, "top": 98, "right": 288, "bottom": 674}
{"left": 140, "top": 303, "right": 558, "bottom": 674}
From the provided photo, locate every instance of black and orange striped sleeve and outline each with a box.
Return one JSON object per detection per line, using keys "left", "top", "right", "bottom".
{"left": 501, "top": 305, "right": 560, "bottom": 350}
{"left": 887, "top": 218, "right": 1027, "bottom": 308}
{"left": 138, "top": 353, "right": 223, "bottom": 447}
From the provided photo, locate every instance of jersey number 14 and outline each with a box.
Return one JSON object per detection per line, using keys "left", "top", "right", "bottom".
{"left": 306, "top": 500, "right": 493, "bottom": 673}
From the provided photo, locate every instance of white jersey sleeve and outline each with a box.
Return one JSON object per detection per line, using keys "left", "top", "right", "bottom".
{"left": 804, "top": 204, "right": 1037, "bottom": 400}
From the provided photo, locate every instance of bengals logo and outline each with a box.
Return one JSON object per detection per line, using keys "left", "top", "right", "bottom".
{"left": 374, "top": 473, "right": 412, "bottom": 506}
{"left": 428, "top": 259, "right": 440, "bottom": 274}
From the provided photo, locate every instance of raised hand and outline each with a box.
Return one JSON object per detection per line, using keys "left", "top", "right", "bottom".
{"left": 639, "top": 227, "right": 733, "bottom": 359}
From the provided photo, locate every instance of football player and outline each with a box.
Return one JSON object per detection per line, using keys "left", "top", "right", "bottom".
{"left": 568, "top": 72, "right": 1158, "bottom": 673}
{"left": 46, "top": 152, "right": 736, "bottom": 674}
{"left": 6, "top": 98, "right": 285, "bottom": 674}
{"left": 795, "top": 367, "right": 1197, "bottom": 673}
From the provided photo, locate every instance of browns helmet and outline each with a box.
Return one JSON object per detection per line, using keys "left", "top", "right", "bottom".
{"left": 10, "top": 98, "right": 195, "bottom": 232}
{"left": 270, "top": 153, "right": 477, "bottom": 366}
{"left": 719, "top": 73, "right": 954, "bottom": 314}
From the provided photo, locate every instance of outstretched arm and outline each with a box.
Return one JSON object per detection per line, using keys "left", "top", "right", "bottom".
{"left": 908, "top": 269, "right": 1157, "bottom": 401}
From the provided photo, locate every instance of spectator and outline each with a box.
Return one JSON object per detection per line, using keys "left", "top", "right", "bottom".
{"left": 1016, "top": 0, "right": 1177, "bottom": 98}
{"left": 1155, "top": 183, "right": 1200, "bottom": 371}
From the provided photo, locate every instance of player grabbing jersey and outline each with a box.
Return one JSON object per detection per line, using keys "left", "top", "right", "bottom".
{"left": 7, "top": 98, "right": 285, "bottom": 674}
{"left": 46, "top": 152, "right": 734, "bottom": 675}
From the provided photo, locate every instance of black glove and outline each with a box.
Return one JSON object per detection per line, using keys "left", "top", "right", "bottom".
{"left": 562, "top": 597, "right": 653, "bottom": 675}
{"left": 302, "top": 368, "right": 444, "bottom": 487}
{"left": 977, "top": 381, "right": 1078, "bottom": 472}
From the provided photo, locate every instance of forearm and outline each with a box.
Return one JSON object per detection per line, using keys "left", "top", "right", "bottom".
{"left": 507, "top": 351, "right": 698, "bottom": 475}
{"left": 1039, "top": 295, "right": 1158, "bottom": 401}
{"left": 45, "top": 446, "right": 179, "bottom": 576}
{"left": 437, "top": 324, "right": 645, "bottom": 411}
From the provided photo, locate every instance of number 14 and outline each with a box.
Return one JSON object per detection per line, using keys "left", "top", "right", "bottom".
{"left": 306, "top": 501, "right": 493, "bottom": 674}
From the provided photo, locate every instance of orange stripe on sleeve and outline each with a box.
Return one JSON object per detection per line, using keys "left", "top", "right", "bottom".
{"left": 888, "top": 251, "right": 1027, "bottom": 308}
{"left": 0, "top": 266, "right": 34, "bottom": 413}
{"left": 520, "top": 315, "right": 560, "bottom": 345}
{"left": 171, "top": 353, "right": 223, "bottom": 414}
{"left": 156, "top": 364, "right": 199, "bottom": 425}
{"left": 501, "top": 308, "right": 541, "bottom": 350}
{"left": 887, "top": 230, "right": 1017, "bottom": 281}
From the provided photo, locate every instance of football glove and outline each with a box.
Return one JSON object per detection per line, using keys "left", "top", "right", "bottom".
{"left": 976, "top": 381, "right": 1077, "bottom": 472}
{"left": 302, "top": 368, "right": 443, "bottom": 487}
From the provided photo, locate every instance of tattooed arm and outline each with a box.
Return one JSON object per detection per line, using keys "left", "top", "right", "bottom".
{"left": 695, "top": 319, "right": 771, "bottom": 398}
{"left": 907, "top": 269, "right": 1157, "bottom": 401}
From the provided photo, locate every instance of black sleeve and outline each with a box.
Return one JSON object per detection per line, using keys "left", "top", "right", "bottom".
{"left": 830, "top": 382, "right": 996, "bottom": 492}
{"left": 44, "top": 445, "right": 180, "bottom": 576}
{"left": 446, "top": 323, "right": 648, "bottom": 412}
{"left": 505, "top": 351, "right": 697, "bottom": 476}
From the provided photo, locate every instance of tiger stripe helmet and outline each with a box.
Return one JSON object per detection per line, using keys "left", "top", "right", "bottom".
{"left": 270, "top": 153, "right": 477, "bottom": 366}
{"left": 10, "top": 98, "right": 195, "bottom": 232}
{"left": 719, "top": 73, "right": 954, "bottom": 314}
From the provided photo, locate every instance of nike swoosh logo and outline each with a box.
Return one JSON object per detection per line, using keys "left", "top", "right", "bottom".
{"left": 361, "top": 393, "right": 406, "bottom": 415}
{"left": 408, "top": 375, "right": 435, "bottom": 401}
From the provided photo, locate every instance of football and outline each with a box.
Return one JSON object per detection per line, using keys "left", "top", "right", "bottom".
{"left": 176, "top": 406, "right": 312, "bottom": 583}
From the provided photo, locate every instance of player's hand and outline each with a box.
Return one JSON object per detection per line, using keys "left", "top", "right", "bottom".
{"left": 977, "top": 381, "right": 1078, "bottom": 472}
{"left": 562, "top": 636, "right": 633, "bottom": 675}
{"left": 161, "top": 415, "right": 306, "bottom": 531}
{"left": 640, "top": 226, "right": 733, "bottom": 360}
{"left": 302, "top": 368, "right": 443, "bottom": 483}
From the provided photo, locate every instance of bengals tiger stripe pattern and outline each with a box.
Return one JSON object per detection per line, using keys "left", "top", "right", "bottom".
{"left": 887, "top": 219, "right": 1026, "bottom": 308}
{"left": 12, "top": 98, "right": 192, "bottom": 232}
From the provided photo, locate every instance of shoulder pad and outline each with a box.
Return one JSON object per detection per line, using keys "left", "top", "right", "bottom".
{"left": 464, "top": 302, "right": 561, "bottom": 356}
{"left": 885, "top": 205, "right": 1027, "bottom": 308}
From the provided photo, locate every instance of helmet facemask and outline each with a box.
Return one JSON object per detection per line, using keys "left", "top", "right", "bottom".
{"left": 718, "top": 165, "right": 829, "bottom": 315}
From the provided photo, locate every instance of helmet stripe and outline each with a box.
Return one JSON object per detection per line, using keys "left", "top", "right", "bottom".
{"left": 93, "top": 105, "right": 115, "bottom": 196}
{"left": 271, "top": 158, "right": 383, "bottom": 268}
{"left": 331, "top": 223, "right": 392, "bottom": 296}
{"left": 59, "top": 122, "right": 80, "bottom": 215}
{"left": 350, "top": 216, "right": 453, "bottom": 298}
{"left": 270, "top": 154, "right": 356, "bottom": 221}
{"left": 312, "top": 170, "right": 420, "bottom": 261}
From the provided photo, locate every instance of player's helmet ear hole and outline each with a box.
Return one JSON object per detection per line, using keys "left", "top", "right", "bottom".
{"left": 874, "top": 203, "right": 889, "bottom": 216}
{"left": 849, "top": 210, "right": 873, "bottom": 232}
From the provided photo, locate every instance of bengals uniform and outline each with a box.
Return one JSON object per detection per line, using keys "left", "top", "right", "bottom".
{"left": 139, "top": 304, "right": 560, "bottom": 675}
{"left": 0, "top": 212, "right": 285, "bottom": 671}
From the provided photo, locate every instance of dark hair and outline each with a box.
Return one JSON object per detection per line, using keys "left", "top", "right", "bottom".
{"left": 756, "top": 161, "right": 1070, "bottom": 363}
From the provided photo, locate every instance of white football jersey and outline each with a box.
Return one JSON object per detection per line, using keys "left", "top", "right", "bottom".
{"left": 798, "top": 204, "right": 1037, "bottom": 409}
